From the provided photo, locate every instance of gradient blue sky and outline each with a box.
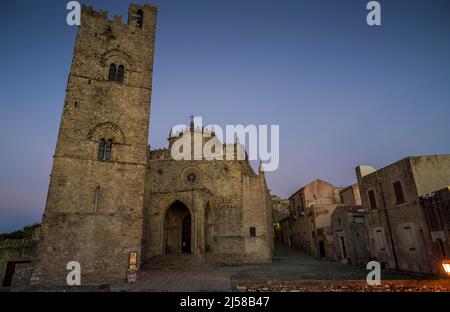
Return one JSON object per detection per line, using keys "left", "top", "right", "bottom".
{"left": 0, "top": 0, "right": 449, "bottom": 232}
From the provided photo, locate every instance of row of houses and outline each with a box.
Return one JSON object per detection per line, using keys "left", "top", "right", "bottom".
{"left": 277, "top": 155, "right": 450, "bottom": 276}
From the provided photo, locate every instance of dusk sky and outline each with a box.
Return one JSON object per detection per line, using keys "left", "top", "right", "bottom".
{"left": 0, "top": 0, "right": 449, "bottom": 233}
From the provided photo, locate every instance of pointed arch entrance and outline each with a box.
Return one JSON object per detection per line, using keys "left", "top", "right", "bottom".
{"left": 163, "top": 200, "right": 192, "bottom": 254}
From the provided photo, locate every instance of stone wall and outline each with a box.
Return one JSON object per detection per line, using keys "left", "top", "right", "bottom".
{"left": 331, "top": 206, "right": 370, "bottom": 266}
{"left": 234, "top": 280, "right": 450, "bottom": 292}
{"left": 0, "top": 239, "right": 37, "bottom": 288}
{"left": 32, "top": 4, "right": 157, "bottom": 285}
{"left": 242, "top": 170, "right": 274, "bottom": 263}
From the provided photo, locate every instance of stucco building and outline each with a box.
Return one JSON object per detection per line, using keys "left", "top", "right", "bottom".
{"left": 356, "top": 155, "right": 450, "bottom": 275}
{"left": 420, "top": 187, "right": 450, "bottom": 274}
{"left": 288, "top": 179, "right": 342, "bottom": 259}
{"left": 338, "top": 183, "right": 361, "bottom": 206}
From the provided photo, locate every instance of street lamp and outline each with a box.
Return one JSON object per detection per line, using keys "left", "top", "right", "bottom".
{"left": 442, "top": 260, "right": 450, "bottom": 275}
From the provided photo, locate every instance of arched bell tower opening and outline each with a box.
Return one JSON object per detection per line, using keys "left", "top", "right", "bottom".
{"left": 163, "top": 201, "right": 192, "bottom": 254}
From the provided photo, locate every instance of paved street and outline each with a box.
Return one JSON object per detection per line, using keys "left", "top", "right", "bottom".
{"left": 230, "top": 244, "right": 419, "bottom": 282}
{"left": 112, "top": 244, "right": 433, "bottom": 292}
{"left": 113, "top": 253, "right": 232, "bottom": 292}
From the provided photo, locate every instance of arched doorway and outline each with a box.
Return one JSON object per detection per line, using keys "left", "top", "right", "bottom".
{"left": 164, "top": 201, "right": 192, "bottom": 254}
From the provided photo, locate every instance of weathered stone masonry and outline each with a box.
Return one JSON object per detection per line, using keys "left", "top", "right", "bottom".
{"left": 29, "top": 3, "right": 273, "bottom": 286}
{"left": 31, "top": 4, "right": 157, "bottom": 285}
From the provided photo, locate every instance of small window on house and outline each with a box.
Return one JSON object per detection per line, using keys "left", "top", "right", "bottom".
{"left": 249, "top": 227, "right": 256, "bottom": 237}
{"left": 393, "top": 181, "right": 405, "bottom": 204}
{"left": 340, "top": 195, "right": 344, "bottom": 204}
{"left": 116, "top": 65, "right": 125, "bottom": 83}
{"left": 368, "top": 190, "right": 377, "bottom": 210}
{"left": 340, "top": 236, "right": 347, "bottom": 258}
{"left": 136, "top": 10, "right": 144, "bottom": 28}
{"left": 94, "top": 187, "right": 101, "bottom": 211}
{"left": 108, "top": 64, "right": 117, "bottom": 81}
{"left": 98, "top": 139, "right": 105, "bottom": 160}
{"left": 375, "top": 229, "right": 386, "bottom": 251}
{"left": 403, "top": 226, "right": 415, "bottom": 251}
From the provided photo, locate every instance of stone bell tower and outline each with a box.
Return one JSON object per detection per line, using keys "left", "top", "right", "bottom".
{"left": 32, "top": 4, "right": 157, "bottom": 285}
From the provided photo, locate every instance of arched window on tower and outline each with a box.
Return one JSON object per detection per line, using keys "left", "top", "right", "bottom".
{"left": 105, "top": 139, "right": 112, "bottom": 160}
{"left": 116, "top": 65, "right": 125, "bottom": 83}
{"left": 98, "top": 139, "right": 105, "bottom": 160}
{"left": 108, "top": 63, "right": 117, "bottom": 81}
{"left": 136, "top": 10, "right": 143, "bottom": 28}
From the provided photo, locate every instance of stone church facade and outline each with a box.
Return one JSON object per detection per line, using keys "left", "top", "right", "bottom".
{"left": 144, "top": 125, "right": 274, "bottom": 264}
{"left": 30, "top": 4, "right": 273, "bottom": 286}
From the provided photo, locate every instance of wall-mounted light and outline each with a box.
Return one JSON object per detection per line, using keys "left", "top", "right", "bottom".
{"left": 442, "top": 260, "right": 450, "bottom": 275}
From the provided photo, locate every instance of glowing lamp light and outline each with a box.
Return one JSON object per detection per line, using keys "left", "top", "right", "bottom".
{"left": 443, "top": 260, "right": 450, "bottom": 275}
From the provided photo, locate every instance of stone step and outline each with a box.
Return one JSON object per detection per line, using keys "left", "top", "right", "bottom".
{"left": 142, "top": 253, "right": 208, "bottom": 270}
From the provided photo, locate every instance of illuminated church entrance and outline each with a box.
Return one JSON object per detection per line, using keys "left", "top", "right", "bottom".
{"left": 164, "top": 201, "right": 192, "bottom": 254}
